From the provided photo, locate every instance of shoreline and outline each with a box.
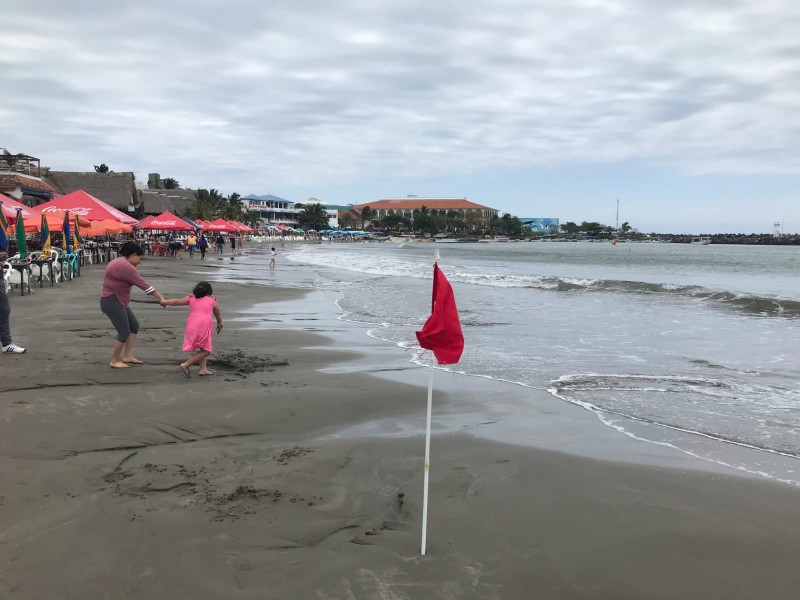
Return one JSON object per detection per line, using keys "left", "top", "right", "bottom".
{"left": 2, "top": 250, "right": 800, "bottom": 598}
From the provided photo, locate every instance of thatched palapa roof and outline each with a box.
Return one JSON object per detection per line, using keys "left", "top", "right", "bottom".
{"left": 140, "top": 189, "right": 197, "bottom": 216}
{"left": 48, "top": 171, "right": 139, "bottom": 214}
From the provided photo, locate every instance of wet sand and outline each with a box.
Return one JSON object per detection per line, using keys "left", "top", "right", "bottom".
{"left": 1, "top": 253, "right": 800, "bottom": 599}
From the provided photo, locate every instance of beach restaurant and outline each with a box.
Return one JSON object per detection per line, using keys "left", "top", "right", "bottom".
{"left": 1, "top": 190, "right": 135, "bottom": 295}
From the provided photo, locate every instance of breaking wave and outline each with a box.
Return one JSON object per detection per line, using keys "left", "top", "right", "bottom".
{"left": 290, "top": 246, "right": 800, "bottom": 318}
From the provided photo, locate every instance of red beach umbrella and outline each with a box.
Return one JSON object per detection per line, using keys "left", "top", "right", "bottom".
{"left": 35, "top": 190, "right": 138, "bottom": 224}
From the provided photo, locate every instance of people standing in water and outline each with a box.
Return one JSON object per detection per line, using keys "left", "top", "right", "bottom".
{"left": 100, "top": 241, "right": 166, "bottom": 369}
{"left": 269, "top": 247, "right": 276, "bottom": 270}
{"left": 228, "top": 232, "right": 236, "bottom": 254}
{"left": 214, "top": 233, "right": 225, "bottom": 255}
{"left": 160, "top": 280, "right": 223, "bottom": 377}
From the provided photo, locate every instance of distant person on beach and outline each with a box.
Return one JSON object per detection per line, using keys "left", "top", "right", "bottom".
{"left": 171, "top": 239, "right": 183, "bottom": 260}
{"left": 229, "top": 232, "right": 236, "bottom": 254}
{"left": 186, "top": 233, "right": 197, "bottom": 258}
{"left": 214, "top": 234, "right": 225, "bottom": 254}
{"left": 0, "top": 251, "right": 26, "bottom": 354}
{"left": 269, "top": 247, "right": 276, "bottom": 270}
{"left": 100, "top": 241, "right": 165, "bottom": 369}
{"left": 237, "top": 233, "right": 244, "bottom": 255}
{"left": 197, "top": 233, "right": 209, "bottom": 260}
{"left": 160, "top": 280, "right": 223, "bottom": 377}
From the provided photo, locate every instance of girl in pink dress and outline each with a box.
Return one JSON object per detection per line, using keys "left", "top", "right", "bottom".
{"left": 160, "top": 281, "right": 223, "bottom": 377}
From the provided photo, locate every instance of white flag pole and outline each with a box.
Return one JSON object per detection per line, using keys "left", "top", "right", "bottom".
{"left": 421, "top": 248, "right": 440, "bottom": 556}
{"left": 421, "top": 353, "right": 434, "bottom": 555}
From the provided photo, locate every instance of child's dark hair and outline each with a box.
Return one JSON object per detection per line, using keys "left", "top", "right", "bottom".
{"left": 119, "top": 241, "right": 145, "bottom": 257}
{"left": 193, "top": 281, "right": 213, "bottom": 298}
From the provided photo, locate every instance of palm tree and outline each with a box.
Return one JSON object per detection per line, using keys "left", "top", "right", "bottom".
{"left": 339, "top": 212, "right": 357, "bottom": 230}
{"left": 299, "top": 203, "right": 330, "bottom": 230}
{"left": 162, "top": 178, "right": 180, "bottom": 189}
{"left": 620, "top": 221, "right": 632, "bottom": 234}
{"left": 561, "top": 221, "right": 580, "bottom": 235}
{"left": 220, "top": 193, "right": 244, "bottom": 221}
{"left": 464, "top": 210, "right": 481, "bottom": 234}
{"left": 185, "top": 188, "right": 224, "bottom": 220}
{"left": 360, "top": 206, "right": 374, "bottom": 230}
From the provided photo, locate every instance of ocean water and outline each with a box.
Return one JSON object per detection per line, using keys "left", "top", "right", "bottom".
{"left": 214, "top": 241, "right": 800, "bottom": 486}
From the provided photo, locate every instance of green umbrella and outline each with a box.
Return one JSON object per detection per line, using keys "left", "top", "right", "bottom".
{"left": 15, "top": 208, "right": 26, "bottom": 260}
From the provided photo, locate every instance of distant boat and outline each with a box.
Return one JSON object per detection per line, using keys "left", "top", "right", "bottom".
{"left": 691, "top": 236, "right": 711, "bottom": 245}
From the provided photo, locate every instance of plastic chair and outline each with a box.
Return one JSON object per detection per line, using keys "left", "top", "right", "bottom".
{"left": 48, "top": 249, "right": 64, "bottom": 282}
{"left": 1, "top": 262, "right": 11, "bottom": 292}
{"left": 6, "top": 261, "right": 32, "bottom": 294}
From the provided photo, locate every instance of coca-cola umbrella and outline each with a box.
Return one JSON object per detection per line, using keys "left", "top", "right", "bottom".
{"left": 35, "top": 190, "right": 138, "bottom": 225}
{"left": 0, "top": 195, "right": 37, "bottom": 221}
{"left": 20, "top": 211, "right": 90, "bottom": 233}
{"left": 137, "top": 211, "right": 194, "bottom": 231}
{"left": 86, "top": 219, "right": 134, "bottom": 236}
{"left": 203, "top": 218, "right": 235, "bottom": 232}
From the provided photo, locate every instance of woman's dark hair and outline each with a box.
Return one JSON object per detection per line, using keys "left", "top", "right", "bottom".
{"left": 193, "top": 281, "right": 213, "bottom": 298}
{"left": 119, "top": 241, "right": 145, "bottom": 257}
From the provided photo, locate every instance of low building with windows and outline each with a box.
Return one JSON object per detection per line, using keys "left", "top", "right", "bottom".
{"left": 352, "top": 196, "right": 498, "bottom": 227}
{"left": 242, "top": 194, "right": 300, "bottom": 228}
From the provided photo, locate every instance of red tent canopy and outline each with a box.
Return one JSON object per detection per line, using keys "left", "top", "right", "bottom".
{"left": 0, "top": 195, "right": 37, "bottom": 221}
{"left": 138, "top": 212, "right": 194, "bottom": 231}
{"left": 20, "top": 211, "right": 91, "bottom": 233}
{"left": 86, "top": 219, "right": 133, "bottom": 236}
{"left": 203, "top": 218, "right": 235, "bottom": 232}
{"left": 224, "top": 220, "right": 246, "bottom": 232}
{"left": 35, "top": 190, "right": 139, "bottom": 225}
{"left": 230, "top": 221, "right": 255, "bottom": 232}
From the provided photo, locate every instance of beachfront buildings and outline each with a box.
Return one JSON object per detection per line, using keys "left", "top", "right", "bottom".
{"left": 0, "top": 150, "right": 59, "bottom": 204}
{"left": 351, "top": 196, "right": 499, "bottom": 229}
{"left": 1, "top": 150, "right": 145, "bottom": 216}
{"left": 242, "top": 195, "right": 340, "bottom": 229}
{"left": 242, "top": 194, "right": 300, "bottom": 228}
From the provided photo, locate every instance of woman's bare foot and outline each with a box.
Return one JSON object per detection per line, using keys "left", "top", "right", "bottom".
{"left": 110, "top": 361, "right": 130, "bottom": 369}
{"left": 198, "top": 370, "right": 214, "bottom": 376}
{"left": 122, "top": 357, "right": 144, "bottom": 365}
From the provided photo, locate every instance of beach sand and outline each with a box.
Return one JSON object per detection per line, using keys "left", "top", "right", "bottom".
{"left": 2, "top": 254, "right": 800, "bottom": 599}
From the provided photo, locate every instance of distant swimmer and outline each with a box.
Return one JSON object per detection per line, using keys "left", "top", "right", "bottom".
{"left": 269, "top": 247, "right": 276, "bottom": 270}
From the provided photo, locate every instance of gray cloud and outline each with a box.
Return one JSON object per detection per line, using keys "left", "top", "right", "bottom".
{"left": 1, "top": 0, "right": 799, "bottom": 204}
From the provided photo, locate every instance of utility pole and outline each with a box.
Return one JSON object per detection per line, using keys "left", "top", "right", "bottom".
{"left": 616, "top": 199, "right": 619, "bottom": 231}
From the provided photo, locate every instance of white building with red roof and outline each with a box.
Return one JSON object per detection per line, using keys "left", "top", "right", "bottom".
{"left": 352, "top": 196, "right": 498, "bottom": 224}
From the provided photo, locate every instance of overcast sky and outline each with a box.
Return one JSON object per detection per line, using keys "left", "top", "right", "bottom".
{"left": 2, "top": 0, "right": 798, "bottom": 233}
